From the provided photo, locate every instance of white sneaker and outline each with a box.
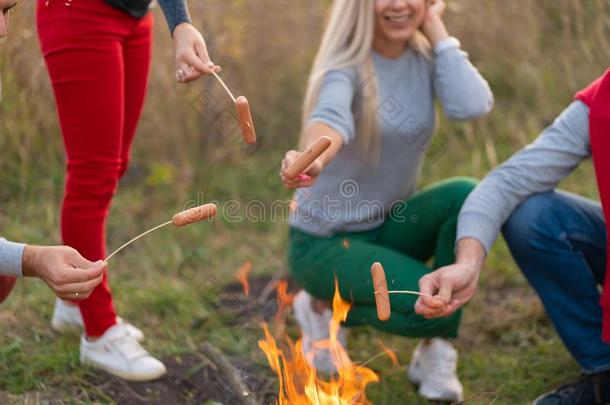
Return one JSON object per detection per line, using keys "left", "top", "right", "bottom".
{"left": 51, "top": 298, "right": 144, "bottom": 341}
{"left": 80, "top": 323, "right": 166, "bottom": 381}
{"left": 51, "top": 299, "right": 84, "bottom": 332}
{"left": 293, "top": 290, "right": 348, "bottom": 374}
{"left": 408, "top": 338, "right": 464, "bottom": 402}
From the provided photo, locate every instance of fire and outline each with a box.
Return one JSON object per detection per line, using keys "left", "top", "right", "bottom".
{"left": 259, "top": 281, "right": 379, "bottom": 404}
{"left": 235, "top": 260, "right": 253, "bottom": 296}
{"left": 275, "top": 280, "right": 295, "bottom": 323}
{"left": 377, "top": 339, "right": 399, "bottom": 367}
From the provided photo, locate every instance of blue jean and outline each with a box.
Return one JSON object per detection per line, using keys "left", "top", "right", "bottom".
{"left": 502, "top": 191, "right": 610, "bottom": 374}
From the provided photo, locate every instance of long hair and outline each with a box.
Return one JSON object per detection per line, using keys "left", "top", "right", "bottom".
{"left": 301, "top": 0, "right": 430, "bottom": 156}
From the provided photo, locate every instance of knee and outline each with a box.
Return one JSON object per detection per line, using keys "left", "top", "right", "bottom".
{"left": 502, "top": 192, "right": 563, "bottom": 253}
{"left": 441, "top": 177, "right": 479, "bottom": 211}
{"left": 65, "top": 160, "right": 121, "bottom": 202}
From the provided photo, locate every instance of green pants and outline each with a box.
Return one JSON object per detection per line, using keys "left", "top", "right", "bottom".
{"left": 288, "top": 177, "right": 477, "bottom": 338}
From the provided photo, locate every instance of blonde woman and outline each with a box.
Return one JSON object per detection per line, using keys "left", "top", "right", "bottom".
{"left": 281, "top": 0, "right": 493, "bottom": 401}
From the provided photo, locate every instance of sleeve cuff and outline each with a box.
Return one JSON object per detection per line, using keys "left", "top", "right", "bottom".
{"left": 433, "top": 37, "right": 461, "bottom": 56}
{"left": 169, "top": 16, "right": 192, "bottom": 37}
{"left": 456, "top": 211, "right": 501, "bottom": 254}
{"left": 0, "top": 239, "right": 26, "bottom": 278}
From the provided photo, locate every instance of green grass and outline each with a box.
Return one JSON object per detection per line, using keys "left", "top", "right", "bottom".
{"left": 2, "top": 0, "right": 609, "bottom": 403}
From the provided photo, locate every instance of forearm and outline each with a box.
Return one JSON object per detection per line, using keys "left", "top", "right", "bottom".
{"left": 0, "top": 238, "right": 26, "bottom": 277}
{"left": 21, "top": 245, "right": 43, "bottom": 278}
{"left": 301, "top": 122, "right": 344, "bottom": 169}
{"left": 457, "top": 101, "right": 591, "bottom": 252}
{"left": 455, "top": 238, "right": 486, "bottom": 270}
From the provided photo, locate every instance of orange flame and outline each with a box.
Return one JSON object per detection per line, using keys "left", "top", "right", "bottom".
{"left": 275, "top": 280, "right": 295, "bottom": 323}
{"left": 341, "top": 239, "right": 350, "bottom": 250}
{"left": 259, "top": 280, "right": 379, "bottom": 404}
{"left": 377, "top": 339, "right": 399, "bottom": 367}
{"left": 235, "top": 260, "right": 253, "bottom": 296}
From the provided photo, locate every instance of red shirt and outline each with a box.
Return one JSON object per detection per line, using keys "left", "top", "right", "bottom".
{"left": 575, "top": 69, "right": 610, "bottom": 343}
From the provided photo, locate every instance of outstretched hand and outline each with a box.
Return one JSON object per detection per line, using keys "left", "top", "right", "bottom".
{"left": 414, "top": 238, "right": 485, "bottom": 318}
{"left": 22, "top": 246, "right": 106, "bottom": 300}
{"left": 173, "top": 23, "right": 221, "bottom": 83}
{"left": 281, "top": 150, "right": 324, "bottom": 189}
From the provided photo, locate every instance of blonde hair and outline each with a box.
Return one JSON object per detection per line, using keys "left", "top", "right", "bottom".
{"left": 301, "top": 0, "right": 430, "bottom": 156}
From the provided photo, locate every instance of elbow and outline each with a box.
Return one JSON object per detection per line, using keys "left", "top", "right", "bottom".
{"left": 446, "top": 92, "right": 494, "bottom": 121}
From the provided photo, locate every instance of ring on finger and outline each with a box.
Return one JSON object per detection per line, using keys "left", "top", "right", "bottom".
{"left": 176, "top": 68, "right": 185, "bottom": 81}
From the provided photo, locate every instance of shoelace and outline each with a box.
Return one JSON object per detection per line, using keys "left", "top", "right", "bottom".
{"left": 107, "top": 328, "right": 148, "bottom": 362}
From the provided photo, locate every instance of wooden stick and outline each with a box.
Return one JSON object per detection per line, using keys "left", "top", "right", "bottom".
{"left": 211, "top": 70, "right": 237, "bottom": 103}
{"left": 200, "top": 342, "right": 257, "bottom": 405}
{"left": 105, "top": 203, "right": 217, "bottom": 261}
{"left": 376, "top": 290, "right": 434, "bottom": 298}
{"left": 105, "top": 221, "right": 173, "bottom": 262}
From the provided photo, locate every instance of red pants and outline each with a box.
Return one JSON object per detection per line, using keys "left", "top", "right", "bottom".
{"left": 37, "top": 0, "right": 153, "bottom": 336}
{"left": 0, "top": 277, "right": 16, "bottom": 304}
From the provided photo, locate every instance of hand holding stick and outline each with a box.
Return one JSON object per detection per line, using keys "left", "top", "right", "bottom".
{"left": 283, "top": 136, "right": 332, "bottom": 181}
{"left": 105, "top": 203, "right": 217, "bottom": 261}
{"left": 371, "top": 262, "right": 434, "bottom": 321}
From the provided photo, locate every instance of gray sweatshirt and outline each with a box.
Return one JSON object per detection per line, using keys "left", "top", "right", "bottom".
{"left": 289, "top": 37, "right": 494, "bottom": 236}
{"left": 0, "top": 238, "right": 25, "bottom": 277}
{"left": 457, "top": 100, "right": 591, "bottom": 252}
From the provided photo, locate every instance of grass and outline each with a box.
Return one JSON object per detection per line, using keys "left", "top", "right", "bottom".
{"left": 1, "top": 0, "right": 608, "bottom": 403}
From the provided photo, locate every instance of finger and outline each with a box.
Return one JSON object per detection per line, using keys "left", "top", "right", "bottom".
{"left": 183, "top": 52, "right": 209, "bottom": 76}
{"left": 436, "top": 299, "right": 462, "bottom": 318}
{"left": 304, "top": 161, "right": 322, "bottom": 177}
{"left": 61, "top": 260, "right": 106, "bottom": 284}
{"left": 176, "top": 62, "right": 192, "bottom": 83}
{"left": 418, "top": 275, "right": 445, "bottom": 309}
{"left": 281, "top": 151, "right": 299, "bottom": 172}
{"left": 296, "top": 179, "right": 316, "bottom": 188}
{"left": 282, "top": 180, "right": 300, "bottom": 189}
{"left": 194, "top": 42, "right": 218, "bottom": 75}
{"left": 415, "top": 297, "right": 447, "bottom": 316}
{"left": 180, "top": 63, "right": 201, "bottom": 83}
{"left": 56, "top": 274, "right": 104, "bottom": 299}
{"left": 296, "top": 174, "right": 312, "bottom": 182}
{"left": 65, "top": 248, "right": 95, "bottom": 269}
{"left": 436, "top": 275, "right": 455, "bottom": 304}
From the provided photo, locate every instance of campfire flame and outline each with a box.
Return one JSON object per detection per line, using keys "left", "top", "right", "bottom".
{"left": 259, "top": 281, "right": 379, "bottom": 404}
{"left": 235, "top": 261, "right": 253, "bottom": 296}
{"left": 275, "top": 280, "right": 295, "bottom": 323}
{"left": 377, "top": 339, "right": 399, "bottom": 367}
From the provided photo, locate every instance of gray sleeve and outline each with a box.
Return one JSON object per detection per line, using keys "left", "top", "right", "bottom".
{"left": 308, "top": 68, "right": 358, "bottom": 145}
{"left": 432, "top": 37, "right": 494, "bottom": 120}
{"left": 0, "top": 238, "right": 26, "bottom": 277}
{"left": 457, "top": 100, "right": 591, "bottom": 253}
{"left": 156, "top": 0, "right": 192, "bottom": 35}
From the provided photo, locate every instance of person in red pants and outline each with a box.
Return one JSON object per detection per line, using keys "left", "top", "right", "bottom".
{"left": 1, "top": 0, "right": 104, "bottom": 307}
{"left": 36, "top": 0, "right": 220, "bottom": 381}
